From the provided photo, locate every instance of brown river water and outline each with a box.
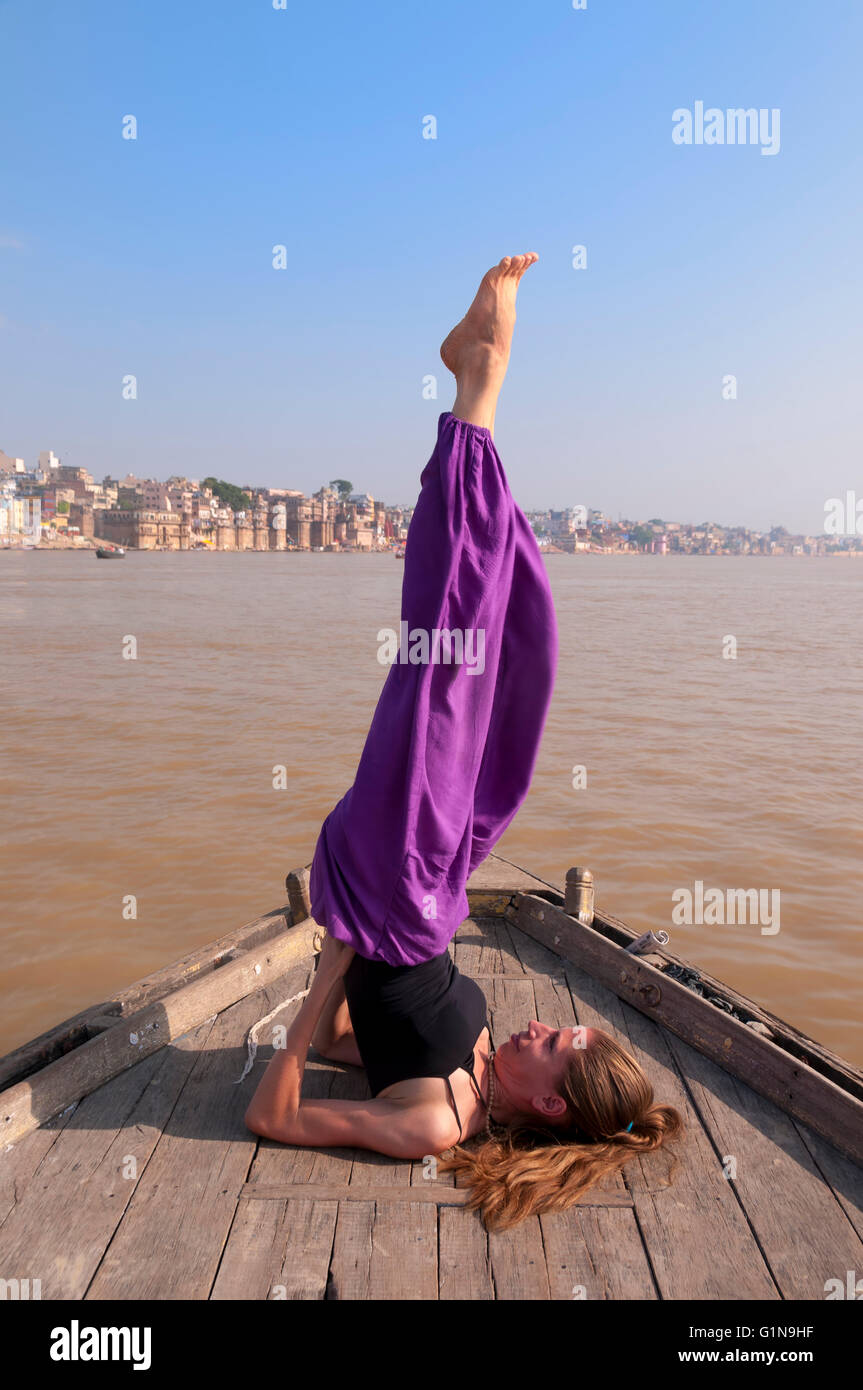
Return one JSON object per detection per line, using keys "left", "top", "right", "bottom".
{"left": 1, "top": 550, "right": 861, "bottom": 1064}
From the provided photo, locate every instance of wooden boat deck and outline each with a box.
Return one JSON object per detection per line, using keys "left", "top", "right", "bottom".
{"left": 1, "top": 855, "right": 862, "bottom": 1300}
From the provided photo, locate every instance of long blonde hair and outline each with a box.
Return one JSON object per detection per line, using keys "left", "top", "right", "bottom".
{"left": 435, "top": 1028, "right": 684, "bottom": 1230}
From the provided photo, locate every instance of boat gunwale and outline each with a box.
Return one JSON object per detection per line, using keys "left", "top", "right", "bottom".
{"left": 1, "top": 855, "right": 860, "bottom": 1167}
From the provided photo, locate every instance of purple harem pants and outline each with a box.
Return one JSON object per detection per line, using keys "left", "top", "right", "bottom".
{"left": 309, "top": 411, "right": 558, "bottom": 965}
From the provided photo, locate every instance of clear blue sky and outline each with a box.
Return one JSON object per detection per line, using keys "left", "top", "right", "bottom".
{"left": 1, "top": 0, "right": 861, "bottom": 533}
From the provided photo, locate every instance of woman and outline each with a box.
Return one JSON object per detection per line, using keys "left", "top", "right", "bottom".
{"left": 245, "top": 254, "right": 683, "bottom": 1230}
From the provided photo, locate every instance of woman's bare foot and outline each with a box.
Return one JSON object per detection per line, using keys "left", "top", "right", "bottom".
{"left": 440, "top": 253, "right": 538, "bottom": 434}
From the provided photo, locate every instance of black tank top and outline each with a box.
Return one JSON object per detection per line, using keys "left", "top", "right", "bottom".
{"left": 343, "top": 948, "right": 491, "bottom": 1141}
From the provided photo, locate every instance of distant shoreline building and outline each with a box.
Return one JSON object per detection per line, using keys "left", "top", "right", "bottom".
{"left": 0, "top": 443, "right": 854, "bottom": 555}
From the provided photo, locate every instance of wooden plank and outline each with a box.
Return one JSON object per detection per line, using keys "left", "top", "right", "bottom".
{"left": 325, "top": 1201, "right": 375, "bottom": 1299}
{"left": 792, "top": 1121, "right": 863, "bottom": 1244}
{"left": 465, "top": 890, "right": 518, "bottom": 917}
{"left": 540, "top": 1207, "right": 659, "bottom": 1300}
{"left": 496, "top": 919, "right": 531, "bottom": 976}
{"left": 504, "top": 916, "right": 572, "bottom": 979}
{"left": 488, "top": 1220, "right": 550, "bottom": 1299}
{"left": 0, "top": 921, "right": 320, "bottom": 1146}
{"left": 0, "top": 1021, "right": 214, "bottom": 1300}
{"left": 439, "top": 1207, "right": 494, "bottom": 1299}
{"left": 217, "top": 983, "right": 404, "bottom": 1299}
{"left": 365, "top": 1200, "right": 439, "bottom": 1299}
{"left": 482, "top": 975, "right": 550, "bottom": 1298}
{"left": 271, "top": 1201, "right": 340, "bottom": 1300}
{"left": 85, "top": 964, "right": 313, "bottom": 1300}
{"left": 437, "top": 928, "right": 532, "bottom": 1298}
{"left": 511, "top": 893, "right": 863, "bottom": 1165}
{"left": 0, "top": 1105, "right": 77, "bottom": 1228}
{"left": 664, "top": 1030, "right": 863, "bottom": 1299}
{"left": 453, "top": 915, "right": 507, "bottom": 976}
{"left": 585, "top": 903, "right": 862, "bottom": 1099}
{"left": 0, "top": 906, "right": 293, "bottom": 1091}
{"left": 328, "top": 974, "right": 438, "bottom": 1296}
{"left": 212, "top": 989, "right": 352, "bottom": 1300}
{"left": 327, "top": 1198, "right": 440, "bottom": 1300}
{"left": 563, "top": 960, "right": 779, "bottom": 1299}
{"left": 238, "top": 1183, "right": 632, "bottom": 1206}
{"left": 467, "top": 851, "right": 562, "bottom": 900}
{"left": 213, "top": 1197, "right": 339, "bottom": 1301}
{"left": 0, "top": 1010, "right": 107, "bottom": 1095}
{"left": 322, "top": 922, "right": 518, "bottom": 1296}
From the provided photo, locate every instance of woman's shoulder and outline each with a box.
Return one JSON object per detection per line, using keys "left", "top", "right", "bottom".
{"left": 377, "top": 1025, "right": 492, "bottom": 1146}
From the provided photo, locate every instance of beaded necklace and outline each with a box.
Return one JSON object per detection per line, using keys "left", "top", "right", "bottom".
{"left": 482, "top": 1039, "right": 498, "bottom": 1139}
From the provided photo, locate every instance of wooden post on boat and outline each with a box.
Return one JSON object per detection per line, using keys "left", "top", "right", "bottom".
{"left": 565, "top": 866, "right": 595, "bottom": 925}
{"left": 286, "top": 864, "right": 312, "bottom": 924}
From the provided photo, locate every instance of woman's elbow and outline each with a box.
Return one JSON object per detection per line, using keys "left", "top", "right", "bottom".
{"left": 244, "top": 1104, "right": 273, "bottom": 1138}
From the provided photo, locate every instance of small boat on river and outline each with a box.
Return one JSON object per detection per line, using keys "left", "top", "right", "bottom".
{"left": 0, "top": 853, "right": 860, "bottom": 1300}
{"left": 95, "top": 546, "right": 124, "bottom": 559}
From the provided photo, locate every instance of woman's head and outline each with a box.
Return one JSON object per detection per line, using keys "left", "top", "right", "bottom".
{"left": 435, "top": 1022, "right": 684, "bottom": 1230}
{"left": 492, "top": 1022, "right": 652, "bottom": 1138}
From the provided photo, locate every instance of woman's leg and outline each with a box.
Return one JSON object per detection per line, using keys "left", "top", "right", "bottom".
{"left": 444, "top": 252, "right": 557, "bottom": 871}
{"left": 466, "top": 507, "right": 558, "bottom": 874}
{"left": 441, "top": 253, "right": 538, "bottom": 435}
{"left": 309, "top": 255, "right": 556, "bottom": 966}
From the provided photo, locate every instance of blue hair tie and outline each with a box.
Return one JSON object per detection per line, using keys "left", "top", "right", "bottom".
{"left": 625, "top": 1121, "right": 634, "bottom": 1132}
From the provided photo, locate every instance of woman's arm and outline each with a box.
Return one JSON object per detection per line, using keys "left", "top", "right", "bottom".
{"left": 244, "top": 935, "right": 454, "bottom": 1158}
{"left": 310, "top": 974, "right": 355, "bottom": 1055}
{"left": 243, "top": 933, "right": 355, "bottom": 1132}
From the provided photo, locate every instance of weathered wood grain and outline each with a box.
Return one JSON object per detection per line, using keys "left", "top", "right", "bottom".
{"left": 0, "top": 1021, "right": 214, "bottom": 1299}
{"left": 0, "top": 922, "right": 320, "bottom": 1147}
{"left": 285, "top": 865, "right": 312, "bottom": 924}
{"left": 0, "top": 906, "right": 293, "bottom": 1091}
{"left": 540, "top": 1207, "right": 659, "bottom": 1300}
{"left": 590, "top": 900, "right": 862, "bottom": 1097}
{"left": 211, "top": 987, "right": 350, "bottom": 1300}
{"left": 7, "top": 870, "right": 861, "bottom": 1304}
{"left": 439, "top": 1206, "right": 494, "bottom": 1299}
{"left": 237, "top": 1183, "right": 633, "bottom": 1206}
{"left": 215, "top": 1197, "right": 338, "bottom": 1301}
{"left": 466, "top": 852, "right": 562, "bottom": 900}
{"left": 453, "top": 915, "right": 507, "bottom": 976}
{"left": 0, "top": 1105, "right": 76, "bottom": 1229}
{"left": 511, "top": 893, "right": 863, "bottom": 1165}
{"left": 85, "top": 965, "right": 312, "bottom": 1300}
{"left": 331, "top": 980, "right": 439, "bottom": 1297}
{"left": 562, "top": 954, "right": 779, "bottom": 1298}
{"left": 792, "top": 1121, "right": 863, "bottom": 1245}
{"left": 663, "top": 1029, "right": 863, "bottom": 1298}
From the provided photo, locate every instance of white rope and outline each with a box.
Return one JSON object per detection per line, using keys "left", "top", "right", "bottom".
{"left": 233, "top": 988, "right": 310, "bottom": 1084}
